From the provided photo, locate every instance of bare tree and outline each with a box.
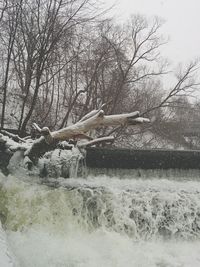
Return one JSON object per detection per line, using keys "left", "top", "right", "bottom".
{"left": 1, "top": 0, "right": 199, "bottom": 152}
{"left": 0, "top": 0, "right": 22, "bottom": 128}
{"left": 8, "top": 0, "right": 103, "bottom": 134}
{"left": 0, "top": 0, "right": 8, "bottom": 22}
{"left": 142, "top": 60, "right": 200, "bottom": 116}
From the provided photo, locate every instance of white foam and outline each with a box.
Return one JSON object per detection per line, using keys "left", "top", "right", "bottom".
{"left": 6, "top": 227, "right": 200, "bottom": 267}
{"left": 0, "top": 221, "right": 15, "bottom": 267}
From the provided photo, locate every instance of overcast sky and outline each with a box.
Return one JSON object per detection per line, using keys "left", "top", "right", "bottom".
{"left": 106, "top": 0, "right": 200, "bottom": 65}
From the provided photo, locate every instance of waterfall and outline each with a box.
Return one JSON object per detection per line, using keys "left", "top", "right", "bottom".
{"left": 1, "top": 170, "right": 200, "bottom": 266}
{"left": 86, "top": 167, "right": 200, "bottom": 180}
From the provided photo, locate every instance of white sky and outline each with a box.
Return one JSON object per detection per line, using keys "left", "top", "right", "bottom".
{"left": 106, "top": 0, "right": 200, "bottom": 65}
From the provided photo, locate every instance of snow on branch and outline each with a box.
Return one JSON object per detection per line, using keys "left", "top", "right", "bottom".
{"left": 33, "top": 109, "right": 150, "bottom": 145}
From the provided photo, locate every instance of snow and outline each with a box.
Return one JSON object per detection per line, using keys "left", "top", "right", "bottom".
{"left": 0, "top": 133, "right": 32, "bottom": 152}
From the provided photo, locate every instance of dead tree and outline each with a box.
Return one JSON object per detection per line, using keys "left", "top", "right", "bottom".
{"left": 0, "top": 104, "right": 149, "bottom": 169}
{"left": 23, "top": 108, "right": 149, "bottom": 161}
{"left": 33, "top": 110, "right": 149, "bottom": 143}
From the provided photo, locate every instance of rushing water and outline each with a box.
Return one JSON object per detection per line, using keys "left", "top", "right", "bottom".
{"left": 1, "top": 171, "right": 200, "bottom": 266}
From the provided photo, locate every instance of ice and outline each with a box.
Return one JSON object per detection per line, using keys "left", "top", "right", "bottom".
{"left": 38, "top": 147, "right": 84, "bottom": 178}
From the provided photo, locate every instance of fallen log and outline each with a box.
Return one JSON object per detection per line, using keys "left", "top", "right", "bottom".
{"left": 33, "top": 109, "right": 150, "bottom": 145}
{"left": 0, "top": 107, "right": 150, "bottom": 174}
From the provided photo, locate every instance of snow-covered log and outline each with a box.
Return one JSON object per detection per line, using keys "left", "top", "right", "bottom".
{"left": 33, "top": 110, "right": 150, "bottom": 145}
{"left": 0, "top": 108, "right": 150, "bottom": 173}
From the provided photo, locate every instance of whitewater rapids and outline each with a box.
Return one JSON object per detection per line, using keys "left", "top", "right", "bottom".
{"left": 1, "top": 172, "right": 200, "bottom": 267}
